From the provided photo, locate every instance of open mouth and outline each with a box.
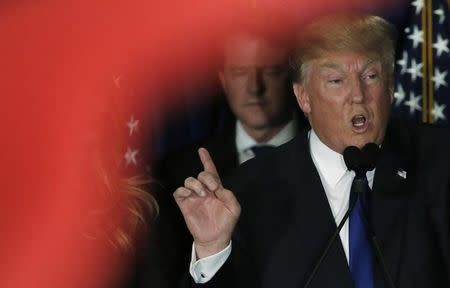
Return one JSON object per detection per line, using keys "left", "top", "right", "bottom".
{"left": 352, "top": 115, "right": 366, "bottom": 127}
{"left": 351, "top": 114, "right": 369, "bottom": 132}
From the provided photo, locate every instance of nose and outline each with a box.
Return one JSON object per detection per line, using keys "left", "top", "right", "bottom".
{"left": 246, "top": 69, "right": 265, "bottom": 96}
{"left": 351, "top": 77, "right": 365, "bottom": 104}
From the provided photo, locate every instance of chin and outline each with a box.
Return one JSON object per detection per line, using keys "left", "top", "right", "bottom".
{"left": 350, "top": 137, "right": 375, "bottom": 149}
{"left": 247, "top": 119, "right": 270, "bottom": 128}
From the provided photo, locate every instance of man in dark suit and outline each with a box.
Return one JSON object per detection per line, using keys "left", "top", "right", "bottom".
{"left": 161, "top": 30, "right": 304, "bottom": 192}
{"left": 174, "top": 14, "right": 450, "bottom": 287}
{"left": 140, "top": 30, "right": 304, "bottom": 288}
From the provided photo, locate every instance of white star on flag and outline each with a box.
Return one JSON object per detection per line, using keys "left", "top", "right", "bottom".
{"left": 393, "top": 0, "right": 449, "bottom": 125}
{"left": 396, "top": 169, "right": 407, "bottom": 179}
{"left": 406, "top": 58, "right": 423, "bottom": 81}
{"left": 411, "top": 0, "right": 424, "bottom": 14}
{"left": 408, "top": 25, "right": 424, "bottom": 49}
{"left": 127, "top": 115, "right": 139, "bottom": 136}
{"left": 124, "top": 147, "right": 139, "bottom": 166}
{"left": 433, "top": 34, "right": 449, "bottom": 57}
{"left": 431, "top": 102, "right": 447, "bottom": 121}
{"left": 396, "top": 51, "right": 409, "bottom": 74}
{"left": 432, "top": 68, "right": 448, "bottom": 90}
{"left": 434, "top": 6, "right": 445, "bottom": 24}
{"left": 394, "top": 83, "right": 406, "bottom": 106}
{"left": 404, "top": 92, "right": 422, "bottom": 114}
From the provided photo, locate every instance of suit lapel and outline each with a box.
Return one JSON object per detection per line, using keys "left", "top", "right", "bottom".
{"left": 266, "top": 133, "right": 353, "bottom": 288}
{"left": 273, "top": 124, "right": 415, "bottom": 287}
{"left": 207, "top": 128, "right": 238, "bottom": 178}
{"left": 371, "top": 122, "right": 414, "bottom": 287}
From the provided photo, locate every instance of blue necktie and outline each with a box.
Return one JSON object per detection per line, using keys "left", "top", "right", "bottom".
{"left": 349, "top": 173, "right": 375, "bottom": 288}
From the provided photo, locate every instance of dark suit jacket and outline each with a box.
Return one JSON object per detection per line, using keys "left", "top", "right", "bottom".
{"left": 147, "top": 119, "right": 307, "bottom": 288}
{"left": 160, "top": 128, "right": 238, "bottom": 194}
{"left": 187, "top": 121, "right": 450, "bottom": 288}
{"left": 129, "top": 129, "right": 239, "bottom": 288}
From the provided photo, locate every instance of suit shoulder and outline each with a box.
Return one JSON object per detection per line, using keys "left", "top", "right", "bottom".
{"left": 161, "top": 131, "right": 233, "bottom": 167}
{"left": 158, "top": 132, "right": 237, "bottom": 190}
{"left": 415, "top": 123, "right": 450, "bottom": 152}
{"left": 224, "top": 134, "right": 307, "bottom": 190}
{"left": 417, "top": 123, "right": 450, "bottom": 139}
{"left": 387, "top": 120, "right": 450, "bottom": 155}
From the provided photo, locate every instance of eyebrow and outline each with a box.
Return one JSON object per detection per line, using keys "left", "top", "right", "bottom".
{"left": 318, "top": 62, "right": 342, "bottom": 70}
{"left": 318, "top": 59, "right": 380, "bottom": 72}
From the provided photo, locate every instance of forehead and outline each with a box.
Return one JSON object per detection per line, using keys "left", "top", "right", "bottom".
{"left": 311, "top": 51, "right": 382, "bottom": 73}
{"left": 223, "top": 35, "right": 288, "bottom": 67}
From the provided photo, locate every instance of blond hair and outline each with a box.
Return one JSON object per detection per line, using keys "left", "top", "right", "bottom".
{"left": 290, "top": 14, "right": 397, "bottom": 85}
{"left": 84, "top": 140, "right": 159, "bottom": 254}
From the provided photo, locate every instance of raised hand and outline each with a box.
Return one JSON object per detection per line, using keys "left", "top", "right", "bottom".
{"left": 173, "top": 147, "right": 241, "bottom": 258}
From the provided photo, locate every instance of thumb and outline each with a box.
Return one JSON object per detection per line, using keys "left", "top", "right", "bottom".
{"left": 215, "top": 188, "right": 241, "bottom": 216}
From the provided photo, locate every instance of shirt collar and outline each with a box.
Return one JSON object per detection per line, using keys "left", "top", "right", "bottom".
{"left": 309, "top": 129, "right": 349, "bottom": 188}
{"left": 235, "top": 117, "right": 298, "bottom": 153}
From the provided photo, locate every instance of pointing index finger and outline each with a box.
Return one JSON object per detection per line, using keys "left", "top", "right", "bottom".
{"left": 198, "top": 147, "right": 219, "bottom": 177}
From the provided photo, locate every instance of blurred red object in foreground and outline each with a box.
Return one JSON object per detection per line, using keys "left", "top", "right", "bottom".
{"left": 0, "top": 0, "right": 399, "bottom": 287}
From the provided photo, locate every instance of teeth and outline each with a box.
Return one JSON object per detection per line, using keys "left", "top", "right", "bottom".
{"left": 352, "top": 115, "right": 366, "bottom": 127}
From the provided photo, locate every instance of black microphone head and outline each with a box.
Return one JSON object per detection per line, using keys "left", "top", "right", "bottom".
{"left": 361, "top": 143, "right": 380, "bottom": 171}
{"left": 343, "top": 146, "right": 362, "bottom": 171}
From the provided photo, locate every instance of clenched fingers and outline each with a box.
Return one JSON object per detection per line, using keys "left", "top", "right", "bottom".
{"left": 173, "top": 187, "right": 193, "bottom": 202}
{"left": 198, "top": 171, "right": 221, "bottom": 191}
{"left": 184, "top": 177, "right": 207, "bottom": 197}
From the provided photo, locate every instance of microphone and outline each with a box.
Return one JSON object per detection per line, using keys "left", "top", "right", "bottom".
{"left": 304, "top": 143, "right": 395, "bottom": 288}
{"left": 344, "top": 144, "right": 396, "bottom": 288}
{"left": 343, "top": 143, "right": 379, "bottom": 177}
{"left": 343, "top": 143, "right": 379, "bottom": 195}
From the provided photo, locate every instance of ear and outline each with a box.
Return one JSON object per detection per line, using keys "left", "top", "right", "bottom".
{"left": 388, "top": 82, "right": 395, "bottom": 104}
{"left": 293, "top": 82, "right": 311, "bottom": 114}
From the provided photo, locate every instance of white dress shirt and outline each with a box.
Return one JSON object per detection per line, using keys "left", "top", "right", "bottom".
{"left": 235, "top": 118, "right": 298, "bottom": 164}
{"left": 189, "top": 129, "right": 375, "bottom": 283}
{"left": 309, "top": 130, "right": 375, "bottom": 261}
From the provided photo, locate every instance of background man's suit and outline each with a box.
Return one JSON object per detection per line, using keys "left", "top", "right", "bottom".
{"left": 186, "top": 121, "right": 450, "bottom": 288}
{"left": 149, "top": 116, "right": 305, "bottom": 288}
{"left": 130, "top": 127, "right": 238, "bottom": 288}
{"left": 161, "top": 127, "right": 238, "bottom": 194}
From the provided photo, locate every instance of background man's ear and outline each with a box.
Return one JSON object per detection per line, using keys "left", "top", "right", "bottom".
{"left": 293, "top": 83, "right": 311, "bottom": 114}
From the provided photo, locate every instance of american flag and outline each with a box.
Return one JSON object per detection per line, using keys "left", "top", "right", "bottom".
{"left": 393, "top": 0, "right": 450, "bottom": 127}
{"left": 112, "top": 73, "right": 152, "bottom": 177}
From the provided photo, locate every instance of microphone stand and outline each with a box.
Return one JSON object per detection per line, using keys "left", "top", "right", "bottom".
{"left": 303, "top": 176, "right": 397, "bottom": 288}
{"left": 303, "top": 192, "right": 358, "bottom": 288}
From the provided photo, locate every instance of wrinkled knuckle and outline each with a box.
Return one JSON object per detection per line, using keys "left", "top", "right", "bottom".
{"left": 184, "top": 177, "right": 194, "bottom": 186}
{"left": 173, "top": 187, "right": 184, "bottom": 197}
{"left": 197, "top": 171, "right": 208, "bottom": 181}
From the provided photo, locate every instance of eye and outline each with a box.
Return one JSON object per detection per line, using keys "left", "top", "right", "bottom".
{"left": 263, "top": 67, "right": 283, "bottom": 77}
{"left": 328, "top": 79, "right": 343, "bottom": 85}
{"left": 230, "top": 67, "right": 247, "bottom": 76}
{"left": 363, "top": 72, "right": 379, "bottom": 83}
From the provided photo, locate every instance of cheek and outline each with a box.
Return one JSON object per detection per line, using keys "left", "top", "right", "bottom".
{"left": 311, "top": 93, "right": 341, "bottom": 115}
{"left": 225, "top": 81, "right": 246, "bottom": 99}
{"left": 372, "top": 92, "right": 392, "bottom": 117}
{"left": 225, "top": 90, "right": 242, "bottom": 109}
